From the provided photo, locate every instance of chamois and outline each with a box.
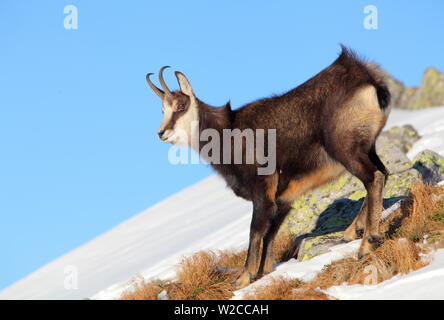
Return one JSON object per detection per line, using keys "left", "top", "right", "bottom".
{"left": 146, "top": 46, "right": 391, "bottom": 289}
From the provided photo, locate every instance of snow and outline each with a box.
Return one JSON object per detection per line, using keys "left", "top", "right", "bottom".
{"left": 385, "top": 106, "right": 444, "bottom": 159}
{"left": 1, "top": 106, "right": 443, "bottom": 300}
{"left": 323, "top": 249, "right": 444, "bottom": 300}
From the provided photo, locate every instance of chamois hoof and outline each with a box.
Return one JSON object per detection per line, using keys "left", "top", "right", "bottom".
{"left": 357, "top": 234, "right": 383, "bottom": 259}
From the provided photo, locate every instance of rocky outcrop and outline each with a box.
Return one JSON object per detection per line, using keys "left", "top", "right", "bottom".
{"left": 378, "top": 124, "right": 420, "bottom": 154}
{"left": 412, "top": 150, "right": 444, "bottom": 184}
{"left": 279, "top": 125, "right": 444, "bottom": 261}
{"left": 370, "top": 64, "right": 444, "bottom": 110}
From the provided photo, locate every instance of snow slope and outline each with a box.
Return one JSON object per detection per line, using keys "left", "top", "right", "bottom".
{"left": 0, "top": 176, "right": 252, "bottom": 299}
{"left": 1, "top": 106, "right": 443, "bottom": 300}
{"left": 385, "top": 106, "right": 444, "bottom": 158}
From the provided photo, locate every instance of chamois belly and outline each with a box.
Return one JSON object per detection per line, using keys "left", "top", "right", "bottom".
{"left": 277, "top": 162, "right": 345, "bottom": 203}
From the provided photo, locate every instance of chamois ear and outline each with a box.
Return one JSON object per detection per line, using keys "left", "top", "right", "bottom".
{"left": 175, "top": 71, "right": 194, "bottom": 97}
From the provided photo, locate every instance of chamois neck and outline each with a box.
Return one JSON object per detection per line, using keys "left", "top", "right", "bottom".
{"left": 197, "top": 99, "right": 232, "bottom": 133}
{"left": 195, "top": 98, "right": 238, "bottom": 181}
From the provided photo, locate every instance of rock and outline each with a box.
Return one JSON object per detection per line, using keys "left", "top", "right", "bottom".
{"left": 378, "top": 125, "right": 420, "bottom": 154}
{"left": 412, "top": 150, "right": 444, "bottom": 184}
{"left": 294, "top": 197, "right": 404, "bottom": 261}
{"left": 281, "top": 125, "right": 444, "bottom": 261}
{"left": 375, "top": 135, "right": 412, "bottom": 175}
{"left": 369, "top": 64, "right": 444, "bottom": 110}
{"left": 411, "top": 68, "right": 444, "bottom": 110}
{"left": 297, "top": 232, "right": 345, "bottom": 262}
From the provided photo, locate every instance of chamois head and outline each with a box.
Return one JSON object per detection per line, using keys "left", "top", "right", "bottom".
{"left": 146, "top": 66, "right": 198, "bottom": 146}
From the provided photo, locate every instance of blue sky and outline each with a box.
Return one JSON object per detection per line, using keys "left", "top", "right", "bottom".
{"left": 1, "top": 1, "right": 443, "bottom": 290}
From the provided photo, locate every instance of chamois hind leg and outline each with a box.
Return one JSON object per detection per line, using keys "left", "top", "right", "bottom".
{"left": 345, "top": 145, "right": 390, "bottom": 241}
{"left": 234, "top": 196, "right": 275, "bottom": 289}
{"left": 341, "top": 149, "right": 385, "bottom": 258}
{"left": 368, "top": 144, "right": 390, "bottom": 180}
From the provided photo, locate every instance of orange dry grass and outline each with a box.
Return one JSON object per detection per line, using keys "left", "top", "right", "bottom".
{"left": 120, "top": 231, "right": 296, "bottom": 300}
{"left": 167, "top": 251, "right": 240, "bottom": 300}
{"left": 306, "top": 238, "right": 425, "bottom": 290}
{"left": 120, "top": 275, "right": 166, "bottom": 300}
{"left": 384, "top": 181, "right": 444, "bottom": 245}
{"left": 244, "top": 276, "right": 330, "bottom": 300}
{"left": 247, "top": 181, "right": 444, "bottom": 300}
{"left": 273, "top": 231, "right": 298, "bottom": 263}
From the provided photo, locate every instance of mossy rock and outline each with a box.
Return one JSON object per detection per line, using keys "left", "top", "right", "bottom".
{"left": 412, "top": 150, "right": 444, "bottom": 184}
{"left": 378, "top": 125, "right": 420, "bottom": 154}
{"left": 297, "top": 232, "right": 345, "bottom": 262}
{"left": 294, "top": 196, "right": 404, "bottom": 261}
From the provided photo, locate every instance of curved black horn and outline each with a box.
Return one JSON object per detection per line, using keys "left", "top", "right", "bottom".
{"left": 146, "top": 73, "right": 164, "bottom": 99}
{"left": 159, "top": 66, "right": 172, "bottom": 95}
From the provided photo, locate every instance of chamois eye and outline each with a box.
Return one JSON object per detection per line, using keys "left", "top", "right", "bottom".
{"left": 177, "top": 103, "right": 186, "bottom": 112}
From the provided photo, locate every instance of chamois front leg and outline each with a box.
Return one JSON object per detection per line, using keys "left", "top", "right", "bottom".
{"left": 257, "top": 200, "right": 293, "bottom": 277}
{"left": 234, "top": 197, "right": 276, "bottom": 289}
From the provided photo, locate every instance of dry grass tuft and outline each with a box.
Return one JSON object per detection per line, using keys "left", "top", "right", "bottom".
{"left": 308, "top": 238, "right": 425, "bottom": 290}
{"left": 383, "top": 181, "right": 444, "bottom": 246}
{"left": 244, "top": 276, "right": 330, "bottom": 300}
{"left": 273, "top": 231, "right": 298, "bottom": 263}
{"left": 120, "top": 275, "right": 167, "bottom": 300}
{"left": 119, "top": 231, "right": 296, "bottom": 300}
{"left": 167, "top": 251, "right": 240, "bottom": 300}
